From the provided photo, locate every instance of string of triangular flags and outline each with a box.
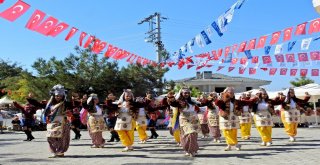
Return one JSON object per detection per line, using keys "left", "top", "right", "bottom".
{"left": 175, "top": 0, "right": 246, "bottom": 55}
{"left": 0, "top": 0, "right": 158, "bottom": 67}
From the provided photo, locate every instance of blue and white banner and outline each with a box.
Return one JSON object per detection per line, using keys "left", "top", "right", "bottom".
{"left": 301, "top": 38, "right": 312, "bottom": 50}
{"left": 195, "top": 34, "right": 205, "bottom": 48}
{"left": 288, "top": 41, "right": 296, "bottom": 52}
{"left": 201, "top": 30, "right": 212, "bottom": 45}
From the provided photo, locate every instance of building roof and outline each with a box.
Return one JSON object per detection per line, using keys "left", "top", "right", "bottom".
{"left": 175, "top": 73, "right": 271, "bottom": 84}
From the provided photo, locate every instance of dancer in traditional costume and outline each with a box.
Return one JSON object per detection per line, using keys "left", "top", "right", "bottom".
{"left": 135, "top": 96, "right": 149, "bottom": 143}
{"left": 203, "top": 92, "right": 221, "bottom": 143}
{"left": 281, "top": 88, "right": 310, "bottom": 142}
{"left": 167, "top": 88, "right": 200, "bottom": 157}
{"left": 104, "top": 93, "right": 120, "bottom": 142}
{"left": 13, "top": 100, "right": 37, "bottom": 141}
{"left": 27, "top": 85, "right": 72, "bottom": 158}
{"left": 163, "top": 97, "right": 181, "bottom": 145}
{"left": 70, "top": 93, "right": 82, "bottom": 140}
{"left": 85, "top": 94, "right": 107, "bottom": 148}
{"left": 197, "top": 94, "right": 210, "bottom": 138}
{"left": 239, "top": 92, "right": 253, "bottom": 140}
{"left": 251, "top": 88, "right": 283, "bottom": 147}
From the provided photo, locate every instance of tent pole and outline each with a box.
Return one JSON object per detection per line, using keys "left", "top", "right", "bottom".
{"left": 309, "top": 97, "right": 320, "bottom": 128}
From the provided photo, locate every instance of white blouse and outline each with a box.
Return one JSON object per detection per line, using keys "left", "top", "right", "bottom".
{"left": 290, "top": 99, "right": 296, "bottom": 109}
{"left": 257, "top": 100, "right": 268, "bottom": 111}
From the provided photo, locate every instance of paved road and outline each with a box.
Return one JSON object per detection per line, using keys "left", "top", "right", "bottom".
{"left": 0, "top": 126, "right": 320, "bottom": 165}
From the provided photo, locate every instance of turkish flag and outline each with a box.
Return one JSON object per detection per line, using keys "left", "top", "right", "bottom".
{"left": 280, "top": 68, "right": 288, "bottom": 75}
{"left": 114, "top": 50, "right": 130, "bottom": 60}
{"left": 290, "top": 69, "right": 298, "bottom": 76}
{"left": 225, "top": 46, "right": 231, "bottom": 57}
{"left": 246, "top": 38, "right": 256, "bottom": 50}
{"left": 136, "top": 56, "right": 142, "bottom": 65}
{"left": 269, "top": 68, "right": 277, "bottom": 75}
{"left": 309, "top": 18, "right": 320, "bottom": 34}
{"left": 79, "top": 32, "right": 87, "bottom": 46}
{"left": 187, "top": 65, "right": 195, "bottom": 69}
{"left": 270, "top": 31, "right": 281, "bottom": 45}
{"left": 260, "top": 68, "right": 268, "bottom": 71}
{"left": 217, "top": 48, "right": 223, "bottom": 57}
{"left": 232, "top": 44, "right": 238, "bottom": 52}
{"left": 185, "top": 56, "right": 194, "bottom": 64}
{"left": 0, "top": 0, "right": 30, "bottom": 22}
{"left": 35, "top": 16, "right": 59, "bottom": 35}
{"left": 93, "top": 40, "right": 107, "bottom": 53}
{"left": 237, "top": 41, "right": 247, "bottom": 52}
{"left": 252, "top": 56, "right": 259, "bottom": 63}
{"left": 104, "top": 44, "right": 119, "bottom": 57}
{"left": 127, "top": 54, "right": 137, "bottom": 64}
{"left": 65, "top": 27, "right": 78, "bottom": 41}
{"left": 240, "top": 57, "right": 247, "bottom": 65}
{"left": 239, "top": 67, "right": 246, "bottom": 74}
{"left": 47, "top": 22, "right": 69, "bottom": 37}
{"left": 295, "top": 22, "right": 307, "bottom": 35}
{"left": 249, "top": 68, "right": 256, "bottom": 75}
{"left": 300, "top": 69, "right": 308, "bottom": 77}
{"left": 0, "top": 0, "right": 4, "bottom": 4}
{"left": 283, "top": 27, "right": 293, "bottom": 41}
{"left": 256, "top": 36, "right": 267, "bottom": 49}
{"left": 286, "top": 53, "right": 295, "bottom": 62}
{"left": 312, "top": 69, "right": 319, "bottom": 76}
{"left": 228, "top": 67, "right": 235, "bottom": 72}
{"left": 275, "top": 54, "right": 284, "bottom": 62}
{"left": 25, "top": 10, "right": 46, "bottom": 30}
{"left": 310, "top": 51, "right": 320, "bottom": 61}
{"left": 262, "top": 56, "right": 272, "bottom": 64}
{"left": 231, "top": 58, "right": 238, "bottom": 64}
{"left": 84, "top": 35, "right": 94, "bottom": 48}
{"left": 298, "top": 53, "right": 309, "bottom": 62}
{"left": 217, "top": 66, "right": 225, "bottom": 71}
{"left": 211, "top": 50, "right": 219, "bottom": 60}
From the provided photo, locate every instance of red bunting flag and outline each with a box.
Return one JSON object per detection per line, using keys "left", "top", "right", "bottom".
{"left": 84, "top": 35, "right": 94, "bottom": 48}
{"left": 187, "top": 65, "right": 195, "bottom": 69}
{"left": 290, "top": 69, "right": 298, "bottom": 76}
{"left": 298, "top": 53, "right": 309, "bottom": 62}
{"left": 127, "top": 54, "right": 137, "bottom": 64}
{"left": 256, "top": 36, "right": 267, "bottom": 49}
{"left": 283, "top": 27, "right": 293, "bottom": 41}
{"left": 232, "top": 44, "right": 238, "bottom": 52}
{"left": 295, "top": 22, "right": 307, "bottom": 35}
{"left": 286, "top": 53, "right": 295, "bottom": 62}
{"left": 104, "top": 44, "right": 119, "bottom": 57}
{"left": 239, "top": 67, "right": 246, "bottom": 74}
{"left": 167, "top": 61, "right": 175, "bottom": 67}
{"left": 0, "top": 0, "right": 30, "bottom": 22}
{"left": 79, "top": 32, "right": 87, "bottom": 46}
{"left": 262, "top": 55, "right": 272, "bottom": 64}
{"left": 136, "top": 56, "right": 142, "bottom": 65}
{"left": 25, "top": 10, "right": 46, "bottom": 30}
{"left": 217, "top": 48, "right": 223, "bottom": 57}
{"left": 300, "top": 69, "right": 308, "bottom": 77}
{"left": 0, "top": 0, "right": 4, "bottom": 4}
{"left": 35, "top": 16, "right": 59, "bottom": 35}
{"left": 249, "top": 68, "right": 256, "bottom": 75}
{"left": 260, "top": 68, "right": 268, "bottom": 71}
{"left": 237, "top": 41, "right": 247, "bottom": 52}
{"left": 309, "top": 18, "right": 320, "bottom": 34}
{"left": 269, "top": 68, "right": 277, "bottom": 75}
{"left": 231, "top": 58, "right": 238, "bottom": 64}
{"left": 65, "top": 27, "right": 78, "bottom": 41}
{"left": 312, "top": 69, "right": 319, "bottom": 76}
{"left": 48, "top": 22, "right": 69, "bottom": 37}
{"left": 310, "top": 51, "right": 320, "bottom": 61}
{"left": 225, "top": 46, "right": 231, "bottom": 57}
{"left": 112, "top": 49, "right": 124, "bottom": 60}
{"left": 270, "top": 31, "right": 281, "bottom": 45}
{"left": 252, "top": 56, "right": 259, "bottom": 63}
{"left": 228, "top": 67, "right": 235, "bottom": 72}
{"left": 275, "top": 54, "right": 284, "bottom": 63}
{"left": 240, "top": 57, "right": 247, "bottom": 65}
{"left": 212, "top": 50, "right": 219, "bottom": 60}
{"left": 246, "top": 38, "right": 256, "bottom": 50}
{"left": 217, "top": 66, "right": 225, "bottom": 71}
{"left": 92, "top": 39, "right": 107, "bottom": 53}
{"left": 280, "top": 68, "right": 288, "bottom": 75}
{"left": 185, "top": 56, "right": 194, "bottom": 64}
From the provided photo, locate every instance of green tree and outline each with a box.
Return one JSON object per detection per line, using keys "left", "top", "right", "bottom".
{"left": 173, "top": 84, "right": 201, "bottom": 97}
{"left": 290, "top": 77, "right": 315, "bottom": 87}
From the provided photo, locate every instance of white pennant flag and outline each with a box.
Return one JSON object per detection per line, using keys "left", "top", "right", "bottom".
{"left": 301, "top": 38, "right": 312, "bottom": 50}
{"left": 187, "top": 40, "right": 194, "bottom": 53}
{"left": 195, "top": 34, "right": 205, "bottom": 48}
{"left": 274, "top": 44, "right": 283, "bottom": 54}
{"left": 217, "top": 15, "right": 227, "bottom": 33}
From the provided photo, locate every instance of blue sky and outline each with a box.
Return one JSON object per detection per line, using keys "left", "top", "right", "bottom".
{"left": 0, "top": 0, "right": 319, "bottom": 91}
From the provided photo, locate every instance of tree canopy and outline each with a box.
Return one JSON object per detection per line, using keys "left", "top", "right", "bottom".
{"left": 290, "top": 77, "right": 315, "bottom": 87}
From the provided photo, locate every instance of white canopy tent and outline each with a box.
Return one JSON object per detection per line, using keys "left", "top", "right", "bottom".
{"left": 0, "top": 96, "right": 13, "bottom": 105}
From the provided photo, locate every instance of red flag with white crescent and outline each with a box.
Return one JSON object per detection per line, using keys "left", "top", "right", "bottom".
{"left": 280, "top": 68, "right": 288, "bottom": 75}
{"left": 0, "top": 0, "right": 30, "bottom": 22}
{"left": 300, "top": 69, "right": 308, "bottom": 77}
{"left": 84, "top": 35, "right": 94, "bottom": 48}
{"left": 269, "top": 68, "right": 277, "bottom": 75}
{"left": 251, "top": 56, "right": 259, "bottom": 63}
{"left": 47, "top": 22, "right": 69, "bottom": 37}
{"left": 232, "top": 44, "right": 238, "bottom": 52}
{"left": 237, "top": 41, "right": 247, "bottom": 52}
{"left": 275, "top": 54, "right": 284, "bottom": 63}
{"left": 104, "top": 44, "right": 119, "bottom": 58}
{"left": 270, "top": 31, "right": 281, "bottom": 45}
{"left": 283, "top": 27, "right": 293, "bottom": 41}
{"left": 256, "top": 36, "right": 267, "bottom": 49}
{"left": 225, "top": 46, "right": 231, "bottom": 57}
{"left": 93, "top": 40, "right": 107, "bottom": 53}
{"left": 65, "top": 27, "right": 78, "bottom": 41}
{"left": 246, "top": 38, "right": 256, "bottom": 50}
{"left": 308, "top": 18, "right": 320, "bottom": 34}
{"left": 295, "top": 22, "right": 307, "bottom": 35}
{"left": 240, "top": 57, "right": 247, "bottom": 65}
{"left": 217, "top": 48, "right": 223, "bottom": 57}
{"left": 285, "top": 53, "right": 295, "bottom": 62}
{"left": 79, "top": 32, "right": 87, "bottom": 46}
{"left": 312, "top": 69, "right": 319, "bottom": 76}
{"left": 290, "top": 69, "right": 298, "bottom": 76}
{"left": 239, "top": 67, "right": 246, "bottom": 74}
{"left": 249, "top": 68, "right": 256, "bottom": 75}
{"left": 25, "top": 9, "right": 46, "bottom": 30}
{"left": 298, "top": 53, "right": 309, "bottom": 62}
{"left": 231, "top": 58, "right": 238, "bottom": 64}
{"left": 310, "top": 51, "right": 320, "bottom": 61}
{"left": 262, "top": 56, "right": 272, "bottom": 64}
{"left": 35, "top": 16, "right": 59, "bottom": 35}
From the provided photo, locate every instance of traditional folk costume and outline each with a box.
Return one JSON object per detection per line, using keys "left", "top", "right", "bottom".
{"left": 198, "top": 106, "right": 210, "bottom": 138}
{"left": 167, "top": 89, "right": 201, "bottom": 157}
{"left": 239, "top": 95, "right": 253, "bottom": 140}
{"left": 28, "top": 84, "right": 72, "bottom": 158}
{"left": 104, "top": 97, "right": 120, "bottom": 142}
{"left": 281, "top": 89, "right": 310, "bottom": 142}
{"left": 251, "top": 89, "right": 283, "bottom": 147}
{"left": 85, "top": 94, "right": 107, "bottom": 148}
{"left": 163, "top": 97, "right": 181, "bottom": 145}
{"left": 13, "top": 102, "right": 37, "bottom": 141}
{"left": 136, "top": 105, "right": 148, "bottom": 143}
{"left": 69, "top": 98, "right": 82, "bottom": 140}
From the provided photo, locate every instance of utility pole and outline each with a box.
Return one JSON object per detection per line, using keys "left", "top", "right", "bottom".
{"left": 138, "top": 12, "right": 167, "bottom": 63}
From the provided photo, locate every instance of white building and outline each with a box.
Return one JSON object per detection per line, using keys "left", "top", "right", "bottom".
{"left": 174, "top": 71, "right": 271, "bottom": 93}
